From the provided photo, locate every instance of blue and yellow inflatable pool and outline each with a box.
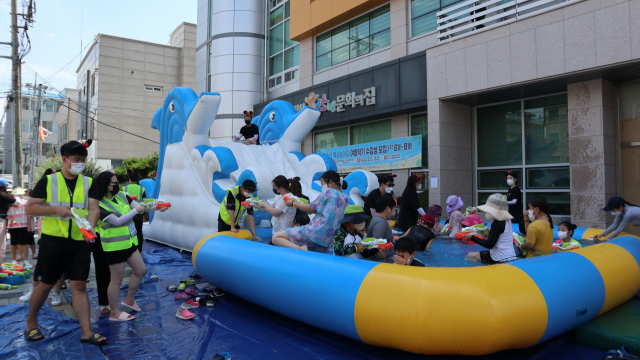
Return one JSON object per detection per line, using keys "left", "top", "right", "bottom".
{"left": 192, "top": 231, "right": 640, "bottom": 356}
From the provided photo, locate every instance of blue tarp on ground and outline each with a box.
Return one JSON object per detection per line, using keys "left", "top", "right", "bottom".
{"left": 1, "top": 240, "right": 607, "bottom": 359}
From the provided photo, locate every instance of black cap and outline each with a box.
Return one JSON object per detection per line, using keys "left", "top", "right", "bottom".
{"left": 378, "top": 173, "right": 397, "bottom": 184}
{"left": 603, "top": 196, "right": 625, "bottom": 211}
{"left": 241, "top": 179, "right": 256, "bottom": 192}
{"left": 60, "top": 140, "right": 91, "bottom": 157}
{"left": 505, "top": 170, "right": 517, "bottom": 178}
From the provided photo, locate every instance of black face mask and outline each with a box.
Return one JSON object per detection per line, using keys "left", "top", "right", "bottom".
{"left": 245, "top": 120, "right": 251, "bottom": 125}
{"left": 273, "top": 188, "right": 279, "bottom": 195}
{"left": 110, "top": 184, "right": 120, "bottom": 196}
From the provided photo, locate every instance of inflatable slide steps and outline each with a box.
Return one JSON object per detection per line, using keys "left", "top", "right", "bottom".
{"left": 576, "top": 298, "right": 640, "bottom": 354}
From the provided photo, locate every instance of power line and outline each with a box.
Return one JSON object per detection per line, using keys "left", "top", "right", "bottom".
{"left": 57, "top": 101, "right": 159, "bottom": 144}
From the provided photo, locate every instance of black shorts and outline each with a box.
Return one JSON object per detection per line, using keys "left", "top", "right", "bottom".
{"left": 479, "top": 250, "right": 500, "bottom": 265}
{"left": 217, "top": 217, "right": 232, "bottom": 232}
{"left": 32, "top": 234, "right": 91, "bottom": 284}
{"left": 8, "top": 227, "right": 32, "bottom": 245}
{"left": 104, "top": 243, "right": 138, "bottom": 265}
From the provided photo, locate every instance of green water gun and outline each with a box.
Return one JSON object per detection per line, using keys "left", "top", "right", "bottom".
{"left": 0, "top": 284, "right": 19, "bottom": 290}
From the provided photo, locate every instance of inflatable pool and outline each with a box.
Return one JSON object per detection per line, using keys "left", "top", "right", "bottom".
{"left": 193, "top": 232, "right": 640, "bottom": 356}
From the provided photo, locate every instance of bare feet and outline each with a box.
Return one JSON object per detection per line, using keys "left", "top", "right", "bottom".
{"left": 300, "top": 245, "right": 308, "bottom": 251}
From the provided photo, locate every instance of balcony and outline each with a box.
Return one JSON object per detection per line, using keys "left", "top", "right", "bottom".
{"left": 436, "top": 0, "right": 582, "bottom": 43}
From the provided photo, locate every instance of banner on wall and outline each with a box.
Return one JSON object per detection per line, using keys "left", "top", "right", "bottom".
{"left": 317, "top": 135, "right": 422, "bottom": 173}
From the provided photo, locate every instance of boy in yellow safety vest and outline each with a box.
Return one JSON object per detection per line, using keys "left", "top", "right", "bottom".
{"left": 218, "top": 179, "right": 259, "bottom": 239}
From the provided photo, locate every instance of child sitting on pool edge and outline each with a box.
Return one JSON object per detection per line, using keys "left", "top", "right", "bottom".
{"left": 553, "top": 221, "right": 582, "bottom": 252}
{"left": 393, "top": 237, "right": 425, "bottom": 267}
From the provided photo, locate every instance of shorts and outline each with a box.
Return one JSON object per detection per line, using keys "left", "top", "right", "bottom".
{"left": 217, "top": 218, "right": 232, "bottom": 232}
{"left": 33, "top": 234, "right": 91, "bottom": 284}
{"left": 479, "top": 250, "right": 500, "bottom": 265}
{"left": 8, "top": 227, "right": 33, "bottom": 245}
{"left": 104, "top": 243, "right": 138, "bottom": 266}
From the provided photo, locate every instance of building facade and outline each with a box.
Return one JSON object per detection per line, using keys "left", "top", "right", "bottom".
{"left": 76, "top": 22, "right": 196, "bottom": 169}
{"left": 198, "top": 0, "right": 640, "bottom": 236}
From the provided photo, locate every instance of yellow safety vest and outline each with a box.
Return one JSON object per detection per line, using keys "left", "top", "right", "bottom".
{"left": 219, "top": 186, "right": 247, "bottom": 226}
{"left": 125, "top": 184, "right": 145, "bottom": 214}
{"left": 42, "top": 172, "right": 92, "bottom": 241}
{"left": 97, "top": 192, "right": 138, "bottom": 252}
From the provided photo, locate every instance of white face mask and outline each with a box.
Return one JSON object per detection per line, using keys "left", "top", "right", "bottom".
{"left": 485, "top": 212, "right": 495, "bottom": 222}
{"left": 558, "top": 231, "right": 568, "bottom": 239}
{"left": 321, "top": 184, "right": 328, "bottom": 192}
{"left": 243, "top": 192, "right": 252, "bottom": 198}
{"left": 611, "top": 211, "right": 621, "bottom": 216}
{"left": 67, "top": 162, "right": 86, "bottom": 175}
{"left": 385, "top": 187, "right": 393, "bottom": 194}
{"left": 507, "top": 179, "right": 514, "bottom": 186}
{"left": 528, "top": 209, "right": 537, "bottom": 222}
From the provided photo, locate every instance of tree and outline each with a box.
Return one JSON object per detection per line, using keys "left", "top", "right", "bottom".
{"left": 114, "top": 152, "right": 159, "bottom": 183}
{"left": 34, "top": 156, "right": 104, "bottom": 183}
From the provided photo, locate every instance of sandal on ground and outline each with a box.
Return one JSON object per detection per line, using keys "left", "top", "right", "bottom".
{"left": 206, "top": 295, "right": 218, "bottom": 307}
{"left": 180, "top": 299, "right": 200, "bottom": 309}
{"left": 184, "top": 289, "right": 198, "bottom": 297}
{"left": 109, "top": 312, "right": 135, "bottom": 322}
{"left": 213, "top": 288, "right": 226, "bottom": 297}
{"left": 175, "top": 292, "right": 191, "bottom": 300}
{"left": 24, "top": 328, "right": 44, "bottom": 342}
{"left": 167, "top": 285, "right": 177, "bottom": 292}
{"left": 120, "top": 300, "right": 141, "bottom": 312}
{"left": 184, "top": 278, "right": 196, "bottom": 284}
{"left": 212, "top": 352, "right": 231, "bottom": 360}
{"left": 202, "top": 285, "right": 215, "bottom": 293}
{"left": 177, "top": 283, "right": 186, "bottom": 291}
{"left": 100, "top": 305, "right": 110, "bottom": 314}
{"left": 176, "top": 309, "right": 195, "bottom": 320}
{"left": 80, "top": 333, "right": 108, "bottom": 345}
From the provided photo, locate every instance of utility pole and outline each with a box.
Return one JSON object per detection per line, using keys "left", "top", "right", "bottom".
{"left": 11, "top": 0, "right": 23, "bottom": 187}
{"left": 29, "top": 83, "right": 41, "bottom": 186}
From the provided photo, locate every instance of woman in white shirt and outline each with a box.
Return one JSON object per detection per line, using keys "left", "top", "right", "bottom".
{"left": 258, "top": 176, "right": 298, "bottom": 235}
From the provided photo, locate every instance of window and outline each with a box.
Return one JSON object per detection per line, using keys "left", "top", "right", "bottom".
{"left": 42, "top": 121, "right": 54, "bottom": 134}
{"left": 59, "top": 122, "right": 68, "bottom": 143}
{"left": 22, "top": 120, "right": 30, "bottom": 133}
{"left": 43, "top": 99, "right": 57, "bottom": 112}
{"left": 316, "top": 5, "right": 391, "bottom": 72}
{"left": 476, "top": 94, "right": 570, "bottom": 215}
{"left": 22, "top": 100, "right": 29, "bottom": 111}
{"left": 411, "top": 0, "right": 465, "bottom": 38}
{"left": 268, "top": 1, "right": 299, "bottom": 89}
{"left": 144, "top": 85, "right": 163, "bottom": 92}
{"left": 350, "top": 119, "right": 391, "bottom": 145}
{"left": 91, "top": 73, "right": 96, "bottom": 97}
{"left": 411, "top": 113, "right": 428, "bottom": 169}
{"left": 111, "top": 159, "right": 124, "bottom": 169}
{"left": 41, "top": 143, "right": 53, "bottom": 156}
{"left": 206, "top": 44, "right": 211, "bottom": 92}
{"left": 314, "top": 127, "right": 349, "bottom": 152}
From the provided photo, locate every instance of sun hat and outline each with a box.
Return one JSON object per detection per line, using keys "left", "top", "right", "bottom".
{"left": 446, "top": 195, "right": 464, "bottom": 215}
{"left": 11, "top": 187, "right": 25, "bottom": 195}
{"left": 420, "top": 214, "right": 436, "bottom": 226}
{"left": 341, "top": 205, "right": 370, "bottom": 225}
{"left": 602, "top": 196, "right": 625, "bottom": 211}
{"left": 477, "top": 193, "right": 514, "bottom": 221}
{"left": 427, "top": 205, "right": 441, "bottom": 217}
{"left": 461, "top": 214, "right": 485, "bottom": 226}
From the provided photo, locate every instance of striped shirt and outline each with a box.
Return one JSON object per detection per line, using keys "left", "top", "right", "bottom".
{"left": 7, "top": 201, "right": 28, "bottom": 229}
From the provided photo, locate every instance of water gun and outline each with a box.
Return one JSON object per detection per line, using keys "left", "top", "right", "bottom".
{"left": 440, "top": 224, "right": 451, "bottom": 234}
{"left": 465, "top": 206, "right": 478, "bottom": 216}
{"left": 283, "top": 195, "right": 302, "bottom": 204}
{"left": 360, "top": 238, "right": 393, "bottom": 250}
{"left": 552, "top": 239, "right": 581, "bottom": 251}
{"left": 70, "top": 208, "right": 95, "bottom": 243}
{"left": 0, "top": 284, "right": 19, "bottom": 290}
{"left": 240, "top": 198, "right": 261, "bottom": 208}
{"left": 142, "top": 198, "right": 171, "bottom": 210}
{"left": 462, "top": 224, "right": 489, "bottom": 237}
{"left": 2, "top": 270, "right": 25, "bottom": 276}
{"left": 512, "top": 232, "right": 527, "bottom": 256}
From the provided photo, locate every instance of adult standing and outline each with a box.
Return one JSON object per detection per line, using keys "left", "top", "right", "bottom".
{"left": 233, "top": 110, "right": 260, "bottom": 145}
{"left": 258, "top": 175, "right": 298, "bottom": 235}
{"left": 505, "top": 170, "right": 525, "bottom": 234}
{"left": 516, "top": 196, "right": 554, "bottom": 258}
{"left": 272, "top": 171, "right": 349, "bottom": 252}
{"left": 23, "top": 140, "right": 107, "bottom": 345}
{"left": 0, "top": 178, "right": 19, "bottom": 267}
{"left": 397, "top": 175, "right": 426, "bottom": 232}
{"left": 363, "top": 174, "right": 396, "bottom": 217}
{"left": 594, "top": 196, "right": 640, "bottom": 241}
{"left": 124, "top": 170, "right": 146, "bottom": 252}
{"left": 7, "top": 188, "right": 30, "bottom": 266}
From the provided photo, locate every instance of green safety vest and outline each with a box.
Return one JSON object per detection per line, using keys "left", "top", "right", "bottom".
{"left": 42, "top": 172, "right": 92, "bottom": 241}
{"left": 125, "top": 184, "right": 145, "bottom": 214}
{"left": 97, "top": 192, "right": 138, "bottom": 252}
{"left": 219, "top": 186, "right": 247, "bottom": 226}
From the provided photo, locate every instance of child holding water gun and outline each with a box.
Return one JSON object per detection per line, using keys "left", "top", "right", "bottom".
{"left": 552, "top": 221, "right": 582, "bottom": 252}
{"left": 257, "top": 176, "right": 299, "bottom": 235}
{"left": 332, "top": 205, "right": 381, "bottom": 259}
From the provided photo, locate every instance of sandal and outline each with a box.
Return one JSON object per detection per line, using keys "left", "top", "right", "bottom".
{"left": 177, "top": 282, "right": 186, "bottom": 291}
{"left": 80, "top": 333, "right": 108, "bottom": 345}
{"left": 206, "top": 294, "right": 218, "bottom": 307}
{"left": 212, "top": 353, "right": 231, "bottom": 360}
{"left": 100, "top": 305, "right": 110, "bottom": 314}
{"left": 167, "top": 285, "right": 177, "bottom": 292}
{"left": 213, "top": 288, "right": 226, "bottom": 297}
{"left": 175, "top": 292, "right": 191, "bottom": 300}
{"left": 184, "top": 289, "right": 198, "bottom": 297}
{"left": 109, "top": 312, "right": 135, "bottom": 322}
{"left": 180, "top": 299, "right": 201, "bottom": 309}
{"left": 24, "top": 328, "right": 44, "bottom": 342}
{"left": 120, "top": 300, "right": 141, "bottom": 312}
{"left": 176, "top": 309, "right": 195, "bottom": 320}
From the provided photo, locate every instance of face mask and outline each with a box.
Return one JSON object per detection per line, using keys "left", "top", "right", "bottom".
{"left": 385, "top": 187, "right": 393, "bottom": 194}
{"left": 273, "top": 188, "right": 279, "bottom": 195}
{"left": 355, "top": 222, "right": 365, "bottom": 231}
{"left": 611, "top": 211, "right": 621, "bottom": 216}
{"left": 485, "top": 212, "right": 495, "bottom": 222}
{"left": 110, "top": 184, "right": 120, "bottom": 196}
{"left": 67, "top": 162, "right": 86, "bottom": 175}
{"left": 507, "top": 179, "right": 514, "bottom": 186}
{"left": 245, "top": 120, "right": 251, "bottom": 125}
{"left": 528, "top": 209, "right": 537, "bottom": 222}
{"left": 416, "top": 183, "right": 422, "bottom": 190}
{"left": 321, "top": 184, "right": 327, "bottom": 192}
{"left": 244, "top": 192, "right": 252, "bottom": 198}
{"left": 558, "top": 231, "right": 568, "bottom": 239}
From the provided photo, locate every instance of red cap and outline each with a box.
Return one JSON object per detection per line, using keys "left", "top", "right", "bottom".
{"left": 420, "top": 214, "right": 436, "bottom": 225}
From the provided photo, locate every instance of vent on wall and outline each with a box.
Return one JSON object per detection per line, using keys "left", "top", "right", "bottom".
{"left": 144, "top": 85, "right": 163, "bottom": 92}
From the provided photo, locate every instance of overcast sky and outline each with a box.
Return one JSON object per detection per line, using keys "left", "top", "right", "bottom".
{"left": 0, "top": 0, "right": 197, "bottom": 119}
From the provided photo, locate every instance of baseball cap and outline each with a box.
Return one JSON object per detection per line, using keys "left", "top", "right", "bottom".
{"left": 603, "top": 196, "right": 625, "bottom": 211}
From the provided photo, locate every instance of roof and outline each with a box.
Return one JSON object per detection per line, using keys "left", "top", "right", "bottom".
{"left": 21, "top": 90, "right": 65, "bottom": 99}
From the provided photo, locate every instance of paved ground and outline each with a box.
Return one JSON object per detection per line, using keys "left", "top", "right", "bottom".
{"left": 1, "top": 235, "right": 134, "bottom": 320}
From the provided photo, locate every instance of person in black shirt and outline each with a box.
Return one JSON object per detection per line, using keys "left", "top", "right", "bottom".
{"left": 393, "top": 237, "right": 425, "bottom": 267}
{"left": 233, "top": 110, "right": 260, "bottom": 145}
{"left": 397, "top": 214, "right": 437, "bottom": 251}
{"left": 364, "top": 174, "right": 396, "bottom": 217}
{"left": 505, "top": 170, "right": 525, "bottom": 235}
{"left": 0, "top": 178, "right": 19, "bottom": 266}
{"left": 397, "top": 175, "right": 427, "bottom": 231}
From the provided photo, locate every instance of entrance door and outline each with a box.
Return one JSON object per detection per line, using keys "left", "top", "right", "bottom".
{"left": 619, "top": 82, "right": 640, "bottom": 236}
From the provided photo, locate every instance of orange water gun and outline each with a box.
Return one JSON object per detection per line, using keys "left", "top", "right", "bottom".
{"left": 142, "top": 198, "right": 171, "bottom": 210}
{"left": 71, "top": 208, "right": 95, "bottom": 243}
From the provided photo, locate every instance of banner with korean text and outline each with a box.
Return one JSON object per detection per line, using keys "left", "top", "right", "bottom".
{"left": 317, "top": 135, "right": 422, "bottom": 173}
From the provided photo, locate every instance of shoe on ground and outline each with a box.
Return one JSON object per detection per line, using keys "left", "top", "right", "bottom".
{"left": 19, "top": 290, "right": 32, "bottom": 303}
{"left": 23, "top": 260, "right": 31, "bottom": 267}
{"left": 50, "top": 292, "right": 62, "bottom": 306}
{"left": 32, "top": 253, "right": 38, "bottom": 259}
{"left": 213, "top": 288, "right": 225, "bottom": 297}
{"left": 206, "top": 294, "right": 218, "bottom": 307}
{"left": 12, "top": 260, "right": 20, "bottom": 265}
{"left": 16, "top": 255, "right": 23, "bottom": 261}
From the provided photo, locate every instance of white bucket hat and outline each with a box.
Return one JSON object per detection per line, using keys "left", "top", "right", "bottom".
{"left": 477, "top": 193, "right": 513, "bottom": 221}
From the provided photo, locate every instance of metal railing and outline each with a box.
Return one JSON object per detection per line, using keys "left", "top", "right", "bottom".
{"left": 436, "top": 0, "right": 582, "bottom": 43}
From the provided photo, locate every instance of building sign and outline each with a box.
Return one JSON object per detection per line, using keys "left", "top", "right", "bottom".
{"left": 294, "top": 87, "right": 376, "bottom": 112}
{"left": 317, "top": 135, "right": 422, "bottom": 173}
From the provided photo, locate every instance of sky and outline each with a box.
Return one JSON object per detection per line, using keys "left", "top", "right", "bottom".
{"left": 0, "top": 0, "right": 197, "bottom": 117}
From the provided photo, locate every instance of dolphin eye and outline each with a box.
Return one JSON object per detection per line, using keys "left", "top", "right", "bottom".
{"left": 170, "top": 102, "right": 175, "bottom": 113}
{"left": 269, "top": 112, "right": 275, "bottom": 121}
